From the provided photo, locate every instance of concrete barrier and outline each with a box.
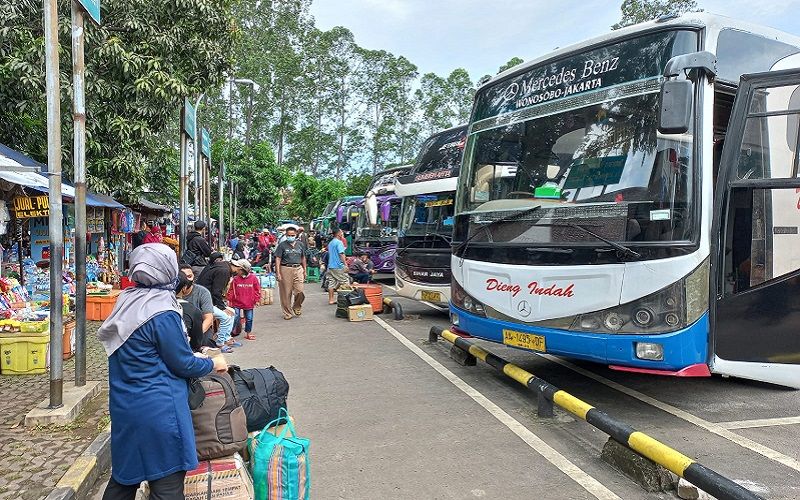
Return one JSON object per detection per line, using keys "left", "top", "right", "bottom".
{"left": 429, "top": 326, "right": 764, "bottom": 500}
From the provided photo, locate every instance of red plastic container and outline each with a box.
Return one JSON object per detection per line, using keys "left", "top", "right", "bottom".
{"left": 354, "top": 284, "right": 383, "bottom": 313}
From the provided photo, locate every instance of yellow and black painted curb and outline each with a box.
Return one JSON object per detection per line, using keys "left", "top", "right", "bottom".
{"left": 383, "top": 297, "right": 404, "bottom": 320}
{"left": 45, "top": 422, "right": 112, "bottom": 500}
{"left": 430, "top": 326, "right": 763, "bottom": 500}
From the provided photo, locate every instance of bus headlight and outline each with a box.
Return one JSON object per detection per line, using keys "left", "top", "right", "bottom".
{"left": 451, "top": 278, "right": 486, "bottom": 317}
{"left": 570, "top": 259, "right": 709, "bottom": 335}
{"left": 395, "top": 264, "right": 408, "bottom": 280}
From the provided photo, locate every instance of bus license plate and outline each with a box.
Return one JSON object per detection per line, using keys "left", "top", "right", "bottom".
{"left": 503, "top": 330, "right": 546, "bottom": 352}
{"left": 421, "top": 291, "right": 442, "bottom": 303}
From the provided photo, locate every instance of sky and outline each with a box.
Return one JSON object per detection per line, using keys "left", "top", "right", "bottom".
{"left": 310, "top": 0, "right": 800, "bottom": 82}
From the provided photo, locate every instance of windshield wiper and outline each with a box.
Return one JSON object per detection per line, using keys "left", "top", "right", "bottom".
{"left": 546, "top": 222, "right": 641, "bottom": 259}
{"left": 397, "top": 232, "right": 452, "bottom": 255}
{"left": 454, "top": 205, "right": 543, "bottom": 258}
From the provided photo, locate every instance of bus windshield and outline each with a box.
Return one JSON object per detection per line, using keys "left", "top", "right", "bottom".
{"left": 357, "top": 202, "right": 400, "bottom": 240}
{"left": 400, "top": 193, "right": 456, "bottom": 238}
{"left": 457, "top": 30, "right": 699, "bottom": 246}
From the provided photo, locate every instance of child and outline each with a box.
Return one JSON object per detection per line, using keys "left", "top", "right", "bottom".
{"left": 226, "top": 259, "right": 261, "bottom": 341}
{"left": 305, "top": 236, "right": 321, "bottom": 283}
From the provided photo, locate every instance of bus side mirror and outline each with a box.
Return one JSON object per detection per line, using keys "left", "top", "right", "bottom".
{"left": 658, "top": 79, "right": 693, "bottom": 134}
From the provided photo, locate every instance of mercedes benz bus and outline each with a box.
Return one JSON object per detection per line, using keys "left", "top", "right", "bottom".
{"left": 451, "top": 13, "right": 800, "bottom": 387}
{"left": 394, "top": 125, "right": 468, "bottom": 306}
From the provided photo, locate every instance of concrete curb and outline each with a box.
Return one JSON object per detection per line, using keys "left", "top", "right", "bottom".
{"left": 45, "top": 422, "right": 112, "bottom": 500}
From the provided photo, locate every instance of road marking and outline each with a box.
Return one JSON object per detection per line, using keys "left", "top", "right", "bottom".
{"left": 716, "top": 416, "right": 800, "bottom": 430}
{"left": 540, "top": 354, "right": 800, "bottom": 473}
{"left": 374, "top": 317, "right": 621, "bottom": 500}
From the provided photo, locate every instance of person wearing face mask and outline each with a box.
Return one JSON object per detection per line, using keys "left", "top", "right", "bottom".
{"left": 273, "top": 226, "right": 307, "bottom": 320}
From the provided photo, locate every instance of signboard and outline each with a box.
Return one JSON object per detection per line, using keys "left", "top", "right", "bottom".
{"left": 473, "top": 31, "right": 695, "bottom": 123}
{"left": 13, "top": 195, "right": 50, "bottom": 219}
{"left": 183, "top": 98, "right": 197, "bottom": 139}
{"left": 563, "top": 156, "right": 626, "bottom": 189}
{"left": 201, "top": 128, "right": 211, "bottom": 159}
{"left": 76, "top": 0, "right": 101, "bottom": 24}
{"left": 424, "top": 198, "right": 454, "bottom": 208}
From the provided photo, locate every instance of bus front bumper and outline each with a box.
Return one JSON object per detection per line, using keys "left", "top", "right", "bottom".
{"left": 449, "top": 307, "right": 709, "bottom": 372}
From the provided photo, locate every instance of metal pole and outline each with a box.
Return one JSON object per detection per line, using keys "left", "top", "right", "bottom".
{"left": 193, "top": 94, "right": 204, "bottom": 223}
{"left": 228, "top": 180, "right": 233, "bottom": 239}
{"left": 44, "top": 0, "right": 64, "bottom": 409}
{"left": 233, "top": 184, "right": 238, "bottom": 234}
{"left": 218, "top": 163, "right": 225, "bottom": 249}
{"left": 71, "top": 2, "right": 87, "bottom": 387}
{"left": 205, "top": 159, "right": 212, "bottom": 245}
{"left": 245, "top": 89, "right": 253, "bottom": 148}
{"left": 179, "top": 105, "right": 188, "bottom": 253}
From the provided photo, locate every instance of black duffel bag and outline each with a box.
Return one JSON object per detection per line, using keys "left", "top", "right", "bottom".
{"left": 229, "top": 365, "right": 290, "bottom": 433}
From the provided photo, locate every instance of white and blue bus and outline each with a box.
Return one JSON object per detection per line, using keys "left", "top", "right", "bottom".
{"left": 451, "top": 13, "right": 800, "bottom": 387}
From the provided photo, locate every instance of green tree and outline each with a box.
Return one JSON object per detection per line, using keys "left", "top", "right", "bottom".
{"left": 215, "top": 140, "right": 290, "bottom": 228}
{"left": 415, "top": 68, "right": 475, "bottom": 138}
{"left": 0, "top": 0, "right": 237, "bottom": 195}
{"left": 498, "top": 57, "right": 524, "bottom": 74}
{"left": 287, "top": 172, "right": 346, "bottom": 221}
{"left": 612, "top": 0, "right": 699, "bottom": 29}
{"left": 345, "top": 173, "right": 372, "bottom": 196}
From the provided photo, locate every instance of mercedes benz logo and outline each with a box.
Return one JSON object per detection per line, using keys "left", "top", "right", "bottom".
{"left": 503, "top": 82, "right": 520, "bottom": 101}
{"left": 517, "top": 300, "right": 531, "bottom": 317}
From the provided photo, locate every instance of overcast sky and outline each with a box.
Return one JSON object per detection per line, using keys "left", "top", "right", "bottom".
{"left": 310, "top": 0, "right": 800, "bottom": 81}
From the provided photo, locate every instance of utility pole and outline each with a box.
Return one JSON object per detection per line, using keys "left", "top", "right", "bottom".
{"left": 44, "top": 0, "right": 64, "bottom": 408}
{"left": 179, "top": 105, "right": 188, "bottom": 251}
{"left": 71, "top": 1, "right": 88, "bottom": 387}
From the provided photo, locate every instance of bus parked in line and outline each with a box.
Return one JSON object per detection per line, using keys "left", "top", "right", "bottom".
{"left": 450, "top": 13, "right": 800, "bottom": 387}
{"left": 394, "top": 125, "right": 468, "bottom": 306}
{"left": 354, "top": 165, "right": 412, "bottom": 272}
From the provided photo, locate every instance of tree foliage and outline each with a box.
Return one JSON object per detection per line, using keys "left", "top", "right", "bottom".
{"left": 498, "top": 57, "right": 525, "bottom": 74}
{"left": 0, "top": 0, "right": 237, "bottom": 195}
{"left": 345, "top": 173, "right": 372, "bottom": 197}
{"left": 612, "top": 0, "right": 699, "bottom": 29}
{"left": 216, "top": 140, "right": 290, "bottom": 228}
{"left": 287, "top": 172, "right": 346, "bottom": 221}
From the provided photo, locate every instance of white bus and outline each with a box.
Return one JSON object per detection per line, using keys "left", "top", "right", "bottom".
{"left": 451, "top": 13, "right": 800, "bottom": 387}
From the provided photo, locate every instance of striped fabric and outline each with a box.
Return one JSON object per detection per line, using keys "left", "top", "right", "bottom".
{"left": 251, "top": 409, "right": 310, "bottom": 500}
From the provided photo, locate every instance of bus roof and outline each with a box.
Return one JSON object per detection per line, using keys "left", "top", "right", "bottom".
{"left": 481, "top": 12, "right": 800, "bottom": 92}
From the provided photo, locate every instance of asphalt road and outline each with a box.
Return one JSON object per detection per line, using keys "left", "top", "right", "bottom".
{"left": 91, "top": 275, "right": 800, "bottom": 499}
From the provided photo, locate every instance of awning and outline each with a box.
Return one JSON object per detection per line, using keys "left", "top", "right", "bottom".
{"left": 0, "top": 143, "right": 46, "bottom": 171}
{"left": 86, "top": 192, "right": 125, "bottom": 209}
{"left": 0, "top": 170, "right": 76, "bottom": 198}
{"left": 136, "top": 197, "right": 172, "bottom": 212}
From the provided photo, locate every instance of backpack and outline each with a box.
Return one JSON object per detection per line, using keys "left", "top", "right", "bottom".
{"left": 191, "top": 372, "right": 248, "bottom": 460}
{"left": 230, "top": 366, "right": 290, "bottom": 433}
{"left": 181, "top": 234, "right": 205, "bottom": 266}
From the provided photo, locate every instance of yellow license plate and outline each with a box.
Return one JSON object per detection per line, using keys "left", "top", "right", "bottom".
{"left": 421, "top": 291, "right": 442, "bottom": 302}
{"left": 502, "top": 329, "right": 546, "bottom": 352}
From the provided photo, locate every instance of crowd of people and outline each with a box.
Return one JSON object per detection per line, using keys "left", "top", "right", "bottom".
{"left": 99, "top": 217, "right": 381, "bottom": 498}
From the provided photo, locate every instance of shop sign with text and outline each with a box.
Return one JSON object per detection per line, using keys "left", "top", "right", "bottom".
{"left": 13, "top": 195, "right": 50, "bottom": 219}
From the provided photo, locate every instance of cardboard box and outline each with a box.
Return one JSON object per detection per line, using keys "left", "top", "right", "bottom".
{"left": 184, "top": 453, "right": 254, "bottom": 500}
{"left": 348, "top": 304, "right": 374, "bottom": 322}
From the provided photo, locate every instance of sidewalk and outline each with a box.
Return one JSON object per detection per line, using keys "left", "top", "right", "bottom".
{"left": 226, "top": 285, "right": 595, "bottom": 499}
{"left": 0, "top": 322, "right": 109, "bottom": 500}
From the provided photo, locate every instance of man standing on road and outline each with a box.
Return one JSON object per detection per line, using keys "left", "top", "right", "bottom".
{"left": 326, "top": 228, "right": 351, "bottom": 304}
{"left": 274, "top": 226, "right": 307, "bottom": 320}
{"left": 197, "top": 254, "right": 241, "bottom": 352}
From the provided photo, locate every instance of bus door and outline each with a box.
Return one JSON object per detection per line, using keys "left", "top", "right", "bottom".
{"left": 711, "top": 69, "right": 800, "bottom": 388}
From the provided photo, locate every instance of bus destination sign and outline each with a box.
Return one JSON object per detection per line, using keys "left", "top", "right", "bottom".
{"left": 474, "top": 31, "right": 694, "bottom": 122}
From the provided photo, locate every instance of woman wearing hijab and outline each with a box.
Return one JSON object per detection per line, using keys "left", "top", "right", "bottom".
{"left": 97, "top": 244, "right": 227, "bottom": 500}
{"left": 232, "top": 240, "right": 247, "bottom": 260}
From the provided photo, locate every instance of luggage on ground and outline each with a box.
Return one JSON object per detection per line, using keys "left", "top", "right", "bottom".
{"left": 250, "top": 409, "right": 310, "bottom": 500}
{"left": 229, "top": 366, "right": 290, "bottom": 433}
{"left": 184, "top": 452, "right": 254, "bottom": 500}
{"left": 191, "top": 372, "right": 248, "bottom": 460}
{"left": 336, "top": 289, "right": 367, "bottom": 318}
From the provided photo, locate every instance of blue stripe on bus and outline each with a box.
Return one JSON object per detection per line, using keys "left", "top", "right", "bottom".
{"left": 451, "top": 308, "right": 708, "bottom": 371}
